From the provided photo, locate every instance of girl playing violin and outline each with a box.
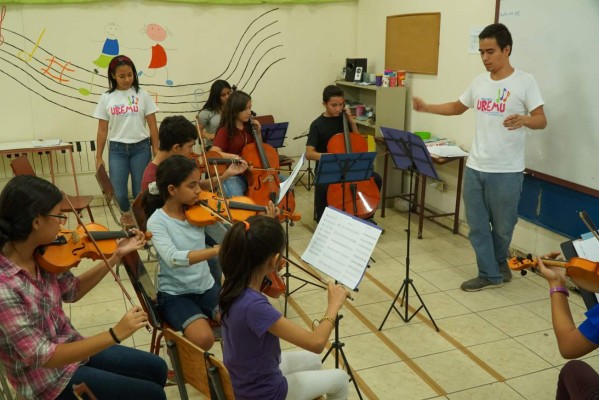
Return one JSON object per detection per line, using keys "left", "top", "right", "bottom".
{"left": 219, "top": 215, "right": 349, "bottom": 400}
{"left": 211, "top": 90, "right": 258, "bottom": 197}
{"left": 537, "top": 253, "right": 599, "bottom": 399}
{"left": 0, "top": 175, "right": 167, "bottom": 400}
{"left": 142, "top": 155, "right": 223, "bottom": 350}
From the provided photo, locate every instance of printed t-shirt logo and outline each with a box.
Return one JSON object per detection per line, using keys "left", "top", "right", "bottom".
{"left": 110, "top": 95, "right": 139, "bottom": 116}
{"left": 477, "top": 88, "right": 510, "bottom": 116}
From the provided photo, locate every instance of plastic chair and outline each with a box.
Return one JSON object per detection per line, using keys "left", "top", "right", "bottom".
{"left": 10, "top": 156, "right": 94, "bottom": 222}
{"left": 164, "top": 328, "right": 234, "bottom": 400}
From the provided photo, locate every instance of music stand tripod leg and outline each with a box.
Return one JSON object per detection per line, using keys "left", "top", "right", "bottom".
{"left": 297, "top": 159, "right": 315, "bottom": 191}
{"left": 281, "top": 193, "right": 326, "bottom": 317}
{"left": 377, "top": 135, "right": 439, "bottom": 332}
{"left": 321, "top": 314, "right": 363, "bottom": 400}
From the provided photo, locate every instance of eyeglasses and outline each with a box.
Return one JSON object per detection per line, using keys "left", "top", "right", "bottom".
{"left": 46, "top": 213, "right": 68, "bottom": 222}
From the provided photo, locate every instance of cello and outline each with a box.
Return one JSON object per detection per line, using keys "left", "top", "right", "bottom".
{"left": 241, "top": 115, "right": 297, "bottom": 221}
{"left": 326, "top": 109, "right": 380, "bottom": 219}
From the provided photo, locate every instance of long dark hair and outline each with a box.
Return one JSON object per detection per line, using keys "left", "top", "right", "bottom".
{"left": 141, "top": 155, "right": 197, "bottom": 218}
{"left": 0, "top": 175, "right": 63, "bottom": 249}
{"left": 107, "top": 55, "right": 140, "bottom": 93}
{"left": 219, "top": 216, "right": 285, "bottom": 320}
{"left": 218, "top": 90, "right": 251, "bottom": 140}
{"left": 201, "top": 80, "right": 232, "bottom": 113}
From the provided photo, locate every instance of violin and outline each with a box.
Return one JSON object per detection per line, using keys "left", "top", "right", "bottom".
{"left": 260, "top": 256, "right": 286, "bottom": 298}
{"left": 35, "top": 223, "right": 151, "bottom": 274}
{"left": 326, "top": 110, "right": 380, "bottom": 219}
{"left": 241, "top": 115, "right": 297, "bottom": 222}
{"left": 196, "top": 193, "right": 301, "bottom": 223}
{"left": 186, "top": 191, "right": 288, "bottom": 298}
{"left": 508, "top": 254, "right": 599, "bottom": 293}
{"left": 184, "top": 191, "right": 227, "bottom": 227}
{"left": 191, "top": 151, "right": 244, "bottom": 176}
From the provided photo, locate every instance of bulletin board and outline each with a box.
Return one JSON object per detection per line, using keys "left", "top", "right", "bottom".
{"left": 385, "top": 12, "right": 440, "bottom": 75}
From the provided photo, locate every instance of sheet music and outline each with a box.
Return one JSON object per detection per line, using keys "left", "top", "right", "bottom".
{"left": 573, "top": 234, "right": 599, "bottom": 261}
{"left": 427, "top": 145, "right": 469, "bottom": 158}
{"left": 31, "top": 138, "right": 62, "bottom": 147}
{"left": 301, "top": 207, "right": 382, "bottom": 290}
{"left": 277, "top": 153, "right": 305, "bottom": 204}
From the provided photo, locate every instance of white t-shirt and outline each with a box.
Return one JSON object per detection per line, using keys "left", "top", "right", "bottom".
{"left": 459, "top": 69, "right": 544, "bottom": 173}
{"left": 93, "top": 88, "right": 159, "bottom": 143}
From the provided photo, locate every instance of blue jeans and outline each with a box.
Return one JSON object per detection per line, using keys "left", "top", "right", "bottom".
{"left": 222, "top": 175, "right": 248, "bottom": 197}
{"left": 463, "top": 167, "right": 523, "bottom": 283}
{"left": 56, "top": 345, "right": 167, "bottom": 400}
{"left": 109, "top": 139, "right": 152, "bottom": 212}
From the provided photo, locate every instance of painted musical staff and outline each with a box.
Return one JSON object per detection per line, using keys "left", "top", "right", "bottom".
{"left": 18, "top": 27, "right": 46, "bottom": 62}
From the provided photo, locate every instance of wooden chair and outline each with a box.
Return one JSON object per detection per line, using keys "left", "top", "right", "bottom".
{"left": 121, "top": 250, "right": 222, "bottom": 356}
{"left": 10, "top": 156, "right": 94, "bottom": 222}
{"left": 164, "top": 328, "right": 234, "bottom": 400}
{"left": 121, "top": 250, "right": 164, "bottom": 355}
{"left": 94, "top": 163, "right": 123, "bottom": 227}
{"left": 254, "top": 115, "right": 294, "bottom": 171}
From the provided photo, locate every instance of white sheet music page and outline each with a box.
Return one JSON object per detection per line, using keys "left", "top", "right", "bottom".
{"left": 301, "top": 206, "right": 383, "bottom": 290}
{"left": 573, "top": 234, "right": 599, "bottom": 261}
{"left": 277, "top": 153, "right": 305, "bottom": 204}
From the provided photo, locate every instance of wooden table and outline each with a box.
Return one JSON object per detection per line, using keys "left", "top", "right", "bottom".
{"left": 0, "top": 141, "right": 81, "bottom": 196}
{"left": 377, "top": 137, "right": 466, "bottom": 239}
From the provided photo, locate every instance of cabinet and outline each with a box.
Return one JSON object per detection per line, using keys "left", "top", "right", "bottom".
{"left": 335, "top": 81, "right": 407, "bottom": 137}
{"left": 335, "top": 81, "right": 407, "bottom": 208}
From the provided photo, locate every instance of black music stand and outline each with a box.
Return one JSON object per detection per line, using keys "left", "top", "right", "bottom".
{"left": 316, "top": 152, "right": 377, "bottom": 214}
{"left": 378, "top": 127, "right": 439, "bottom": 331}
{"left": 261, "top": 122, "right": 289, "bottom": 149}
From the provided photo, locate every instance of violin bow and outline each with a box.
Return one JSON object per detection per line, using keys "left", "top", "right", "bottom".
{"left": 62, "top": 193, "right": 151, "bottom": 331}
{"left": 579, "top": 211, "right": 599, "bottom": 243}
{"left": 195, "top": 116, "right": 216, "bottom": 193}
{"left": 212, "top": 164, "right": 234, "bottom": 223}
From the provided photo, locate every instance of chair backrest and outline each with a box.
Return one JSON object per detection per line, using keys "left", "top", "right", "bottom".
{"left": 254, "top": 114, "right": 274, "bottom": 125}
{"left": 131, "top": 193, "right": 148, "bottom": 232}
{"left": 95, "top": 164, "right": 123, "bottom": 226}
{"left": 121, "top": 251, "right": 162, "bottom": 331}
{"left": 164, "top": 328, "right": 235, "bottom": 400}
{"left": 10, "top": 156, "right": 36, "bottom": 176}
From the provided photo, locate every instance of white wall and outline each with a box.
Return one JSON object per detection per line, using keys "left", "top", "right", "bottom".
{"left": 0, "top": 0, "right": 357, "bottom": 193}
{"left": 355, "top": 0, "right": 567, "bottom": 255}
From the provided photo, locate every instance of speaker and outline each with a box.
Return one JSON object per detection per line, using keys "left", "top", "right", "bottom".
{"left": 345, "top": 58, "right": 367, "bottom": 82}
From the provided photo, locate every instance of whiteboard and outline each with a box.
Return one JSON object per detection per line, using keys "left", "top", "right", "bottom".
{"left": 499, "top": 0, "right": 599, "bottom": 190}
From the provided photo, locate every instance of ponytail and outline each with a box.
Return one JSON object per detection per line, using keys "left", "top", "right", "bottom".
{"left": 219, "top": 215, "right": 285, "bottom": 320}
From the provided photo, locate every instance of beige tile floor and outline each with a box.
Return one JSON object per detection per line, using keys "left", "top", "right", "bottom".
{"left": 56, "top": 183, "right": 591, "bottom": 399}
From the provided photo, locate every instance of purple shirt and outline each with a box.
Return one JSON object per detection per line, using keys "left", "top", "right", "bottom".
{"left": 222, "top": 288, "right": 286, "bottom": 400}
{"left": 0, "top": 254, "right": 83, "bottom": 399}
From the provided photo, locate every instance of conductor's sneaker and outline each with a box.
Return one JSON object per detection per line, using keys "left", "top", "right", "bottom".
{"left": 499, "top": 262, "right": 513, "bottom": 282}
{"left": 460, "top": 277, "right": 503, "bottom": 292}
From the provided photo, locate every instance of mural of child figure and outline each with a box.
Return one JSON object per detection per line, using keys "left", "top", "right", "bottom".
{"left": 138, "top": 23, "right": 173, "bottom": 86}
{"left": 93, "top": 22, "right": 121, "bottom": 69}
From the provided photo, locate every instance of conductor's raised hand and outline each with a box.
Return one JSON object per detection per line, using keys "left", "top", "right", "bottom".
{"left": 412, "top": 96, "right": 427, "bottom": 112}
{"left": 503, "top": 114, "right": 527, "bottom": 130}
{"left": 112, "top": 306, "right": 148, "bottom": 341}
{"left": 327, "top": 282, "right": 350, "bottom": 312}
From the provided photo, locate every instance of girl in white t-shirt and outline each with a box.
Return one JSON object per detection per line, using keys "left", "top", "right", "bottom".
{"left": 94, "top": 55, "right": 159, "bottom": 217}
